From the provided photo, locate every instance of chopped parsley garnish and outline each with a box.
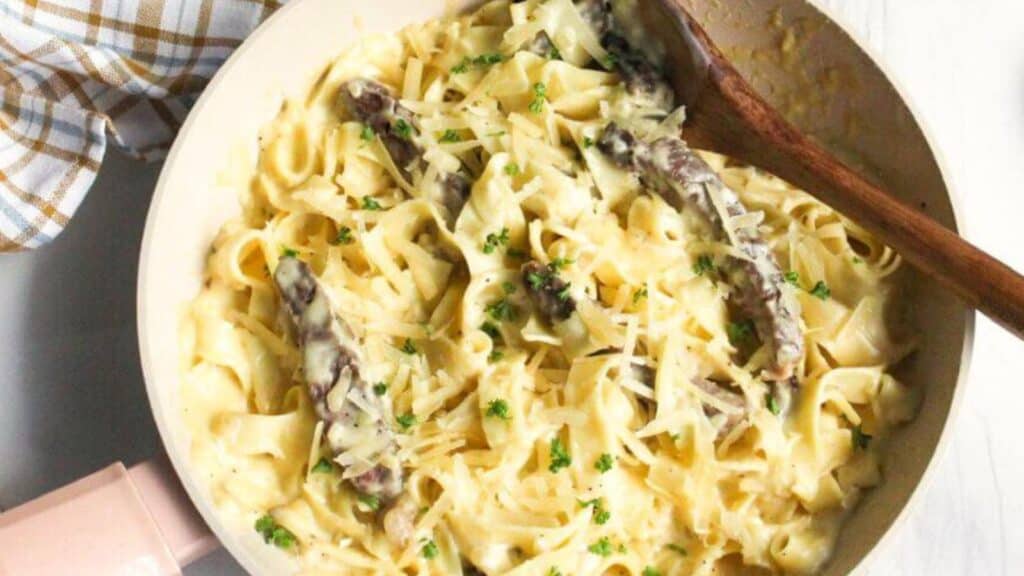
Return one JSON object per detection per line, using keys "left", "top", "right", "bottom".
{"left": 357, "top": 493, "right": 381, "bottom": 511}
{"left": 643, "top": 567, "right": 662, "bottom": 576}
{"left": 766, "top": 392, "right": 781, "bottom": 415}
{"left": 361, "top": 196, "right": 383, "bottom": 211}
{"left": 438, "top": 129, "right": 461, "bottom": 143}
{"left": 726, "top": 319, "right": 755, "bottom": 346}
{"left": 332, "top": 226, "right": 354, "bottom": 245}
{"left": 784, "top": 271, "right": 800, "bottom": 286}
{"left": 396, "top": 412, "right": 418, "bottom": 431}
{"left": 528, "top": 82, "right": 547, "bottom": 113}
{"left": 582, "top": 136, "right": 594, "bottom": 149}
{"left": 474, "top": 53, "right": 504, "bottom": 66}
{"left": 548, "top": 45, "right": 562, "bottom": 60}
{"left": 550, "top": 256, "right": 573, "bottom": 270}
{"left": 255, "top": 514, "right": 297, "bottom": 550}
{"left": 595, "top": 453, "right": 614, "bottom": 473}
{"left": 547, "top": 568, "right": 563, "bottom": 576}
{"left": 311, "top": 457, "right": 333, "bottom": 474}
{"left": 852, "top": 256, "right": 864, "bottom": 264}
{"left": 810, "top": 280, "right": 832, "bottom": 300}
{"left": 692, "top": 254, "right": 714, "bottom": 276}
{"left": 502, "top": 281, "right": 517, "bottom": 294}
{"left": 667, "top": 543, "right": 688, "bottom": 556}
{"left": 481, "top": 321, "right": 501, "bottom": 340}
{"left": 393, "top": 118, "right": 413, "bottom": 140}
{"left": 360, "top": 124, "right": 375, "bottom": 141}
{"left": 633, "top": 286, "right": 648, "bottom": 304}
{"left": 506, "top": 247, "right": 527, "bottom": 259}
{"left": 483, "top": 227, "right": 510, "bottom": 254}
{"left": 486, "top": 130, "right": 507, "bottom": 137}
{"left": 852, "top": 424, "right": 872, "bottom": 450}
{"left": 450, "top": 53, "right": 504, "bottom": 74}
{"left": 281, "top": 247, "right": 298, "bottom": 258}
{"left": 602, "top": 52, "right": 619, "bottom": 70}
{"left": 486, "top": 398, "right": 512, "bottom": 420}
{"left": 526, "top": 270, "right": 547, "bottom": 290}
{"left": 401, "top": 338, "right": 418, "bottom": 355}
{"left": 578, "top": 498, "right": 610, "bottom": 525}
{"left": 588, "top": 537, "right": 613, "bottom": 557}
{"left": 556, "top": 284, "right": 572, "bottom": 302}
{"left": 485, "top": 297, "right": 518, "bottom": 322}
{"left": 488, "top": 349, "right": 504, "bottom": 363}
{"left": 420, "top": 539, "right": 439, "bottom": 559}
{"left": 372, "top": 382, "right": 388, "bottom": 396}
{"left": 548, "top": 437, "right": 571, "bottom": 473}
{"left": 504, "top": 162, "right": 520, "bottom": 176}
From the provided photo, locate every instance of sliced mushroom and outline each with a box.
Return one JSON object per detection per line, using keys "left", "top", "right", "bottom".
{"left": 340, "top": 78, "right": 472, "bottom": 226}
{"left": 274, "top": 256, "right": 404, "bottom": 501}
{"left": 577, "top": 0, "right": 673, "bottom": 107}
{"left": 521, "top": 260, "right": 577, "bottom": 324}
{"left": 597, "top": 123, "right": 803, "bottom": 381}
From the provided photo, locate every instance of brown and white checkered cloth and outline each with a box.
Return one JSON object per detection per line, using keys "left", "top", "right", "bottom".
{"left": 0, "top": 0, "right": 283, "bottom": 251}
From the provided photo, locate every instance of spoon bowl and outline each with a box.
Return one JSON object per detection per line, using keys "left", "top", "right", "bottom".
{"left": 632, "top": 0, "right": 1024, "bottom": 339}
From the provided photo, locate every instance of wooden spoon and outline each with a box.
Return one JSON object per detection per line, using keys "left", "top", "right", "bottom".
{"left": 633, "top": 0, "right": 1024, "bottom": 339}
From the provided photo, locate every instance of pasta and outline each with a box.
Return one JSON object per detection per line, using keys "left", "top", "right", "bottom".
{"left": 180, "top": 1, "right": 919, "bottom": 574}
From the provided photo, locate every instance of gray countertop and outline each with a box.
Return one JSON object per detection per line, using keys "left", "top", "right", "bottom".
{"left": 0, "top": 151, "right": 242, "bottom": 573}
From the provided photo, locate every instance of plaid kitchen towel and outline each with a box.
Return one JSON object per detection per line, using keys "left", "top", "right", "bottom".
{"left": 0, "top": 0, "right": 284, "bottom": 251}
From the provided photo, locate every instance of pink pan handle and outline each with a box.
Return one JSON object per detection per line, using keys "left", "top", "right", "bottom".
{"left": 0, "top": 456, "right": 218, "bottom": 575}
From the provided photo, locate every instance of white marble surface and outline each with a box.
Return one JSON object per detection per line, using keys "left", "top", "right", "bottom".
{"left": 1, "top": 0, "right": 1022, "bottom": 574}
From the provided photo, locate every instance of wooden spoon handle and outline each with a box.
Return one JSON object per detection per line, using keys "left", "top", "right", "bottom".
{"left": 686, "top": 57, "right": 1024, "bottom": 339}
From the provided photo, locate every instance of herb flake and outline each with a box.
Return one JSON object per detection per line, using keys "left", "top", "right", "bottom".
{"left": 400, "top": 338, "right": 418, "bottom": 355}
{"left": 692, "top": 254, "right": 714, "bottom": 276}
{"left": 486, "top": 398, "right": 512, "bottom": 420}
{"left": 481, "top": 321, "right": 501, "bottom": 340}
{"left": 332, "top": 226, "right": 354, "bottom": 245}
{"left": 548, "top": 437, "right": 571, "bottom": 473}
{"left": 357, "top": 493, "right": 380, "bottom": 511}
{"left": 595, "top": 453, "right": 614, "bottom": 473}
{"left": 255, "top": 514, "right": 297, "bottom": 550}
{"left": 529, "top": 82, "right": 547, "bottom": 113}
{"left": 438, "top": 129, "right": 461, "bottom": 143}
{"left": 852, "top": 424, "right": 872, "bottom": 450}
{"left": 311, "top": 458, "right": 333, "bottom": 474}
{"left": 810, "top": 280, "right": 832, "bottom": 300}
{"left": 421, "top": 539, "right": 439, "bottom": 559}
{"left": 483, "top": 227, "right": 510, "bottom": 254}
{"left": 726, "top": 319, "right": 755, "bottom": 346}
{"left": 588, "top": 537, "right": 613, "bottom": 557}
{"left": 396, "top": 412, "right": 417, "bottom": 431}
{"left": 361, "top": 196, "right": 383, "bottom": 211}
{"left": 393, "top": 118, "right": 413, "bottom": 140}
{"left": 633, "top": 286, "right": 648, "bottom": 304}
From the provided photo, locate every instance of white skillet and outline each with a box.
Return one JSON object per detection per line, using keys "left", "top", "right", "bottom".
{"left": 0, "top": 0, "right": 973, "bottom": 574}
